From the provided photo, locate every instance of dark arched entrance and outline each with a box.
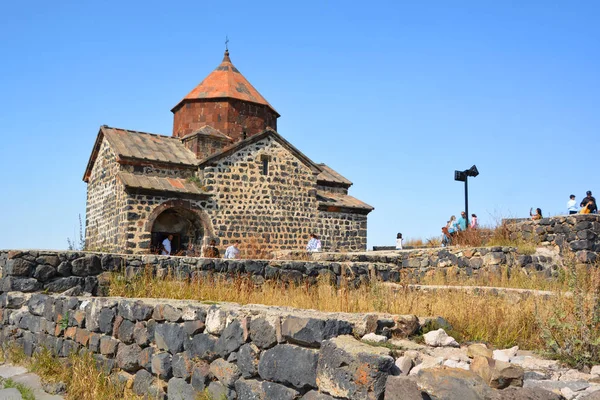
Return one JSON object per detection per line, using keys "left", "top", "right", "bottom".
{"left": 150, "top": 207, "right": 204, "bottom": 255}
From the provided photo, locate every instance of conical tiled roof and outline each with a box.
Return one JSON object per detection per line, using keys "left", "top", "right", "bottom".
{"left": 172, "top": 51, "right": 278, "bottom": 116}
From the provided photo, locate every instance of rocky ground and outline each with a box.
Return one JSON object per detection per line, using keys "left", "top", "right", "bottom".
{"left": 373, "top": 328, "right": 600, "bottom": 400}
{"left": 0, "top": 363, "right": 64, "bottom": 400}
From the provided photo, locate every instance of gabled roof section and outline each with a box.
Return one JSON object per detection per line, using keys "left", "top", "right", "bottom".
{"left": 118, "top": 172, "right": 208, "bottom": 196}
{"left": 316, "top": 190, "right": 374, "bottom": 214}
{"left": 172, "top": 50, "right": 279, "bottom": 116}
{"left": 181, "top": 125, "right": 233, "bottom": 142}
{"left": 317, "top": 163, "right": 353, "bottom": 188}
{"left": 83, "top": 125, "right": 197, "bottom": 182}
{"left": 197, "top": 128, "right": 321, "bottom": 174}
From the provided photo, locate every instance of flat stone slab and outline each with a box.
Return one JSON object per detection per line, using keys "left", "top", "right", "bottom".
{"left": 0, "top": 388, "right": 23, "bottom": 400}
{"left": 524, "top": 379, "right": 590, "bottom": 392}
{"left": 0, "top": 366, "right": 28, "bottom": 379}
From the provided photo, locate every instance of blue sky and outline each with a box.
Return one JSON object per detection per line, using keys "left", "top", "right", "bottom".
{"left": 0, "top": 1, "right": 598, "bottom": 250}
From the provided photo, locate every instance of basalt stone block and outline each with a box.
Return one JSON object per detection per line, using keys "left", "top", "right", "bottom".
{"left": 43, "top": 276, "right": 83, "bottom": 293}
{"left": 98, "top": 307, "right": 116, "bottom": 334}
{"left": 249, "top": 317, "right": 277, "bottom": 349}
{"left": 155, "top": 323, "right": 185, "bottom": 354}
{"left": 302, "top": 390, "right": 338, "bottom": 400}
{"left": 89, "top": 333, "right": 101, "bottom": 353}
{"left": 238, "top": 343, "right": 260, "bottom": 378}
{"left": 191, "top": 361, "right": 211, "bottom": 391}
{"left": 133, "top": 369, "right": 154, "bottom": 396}
{"left": 118, "top": 300, "right": 153, "bottom": 322}
{"left": 265, "top": 266, "right": 279, "bottom": 280}
{"left": 184, "top": 333, "right": 218, "bottom": 361}
{"left": 183, "top": 320, "right": 205, "bottom": 336}
{"left": 210, "top": 358, "right": 241, "bottom": 387}
{"left": 36, "top": 255, "right": 60, "bottom": 267}
{"left": 258, "top": 344, "right": 318, "bottom": 390}
{"left": 93, "top": 354, "right": 116, "bottom": 374}
{"left": 117, "top": 319, "right": 135, "bottom": 344}
{"left": 281, "top": 316, "right": 353, "bottom": 347}
{"left": 71, "top": 255, "right": 102, "bottom": 277}
{"left": 215, "top": 319, "right": 246, "bottom": 357}
{"left": 167, "top": 378, "right": 195, "bottom": 400}
{"left": 6, "top": 259, "right": 35, "bottom": 276}
{"left": 244, "top": 261, "right": 265, "bottom": 275}
{"left": 56, "top": 261, "right": 72, "bottom": 277}
{"left": 28, "top": 294, "right": 48, "bottom": 316}
{"left": 138, "top": 346, "right": 155, "bottom": 370}
{"left": 316, "top": 335, "right": 394, "bottom": 400}
{"left": 116, "top": 343, "right": 142, "bottom": 372}
{"left": 151, "top": 352, "right": 172, "bottom": 380}
{"left": 34, "top": 265, "right": 57, "bottom": 282}
{"left": 172, "top": 352, "right": 194, "bottom": 380}
{"left": 8, "top": 277, "right": 42, "bottom": 292}
{"left": 235, "top": 378, "right": 299, "bottom": 400}
{"left": 133, "top": 321, "right": 150, "bottom": 347}
{"left": 152, "top": 304, "right": 183, "bottom": 322}
{"left": 207, "top": 381, "right": 236, "bottom": 400}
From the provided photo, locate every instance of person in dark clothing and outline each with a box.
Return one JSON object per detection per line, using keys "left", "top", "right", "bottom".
{"left": 580, "top": 191, "right": 597, "bottom": 213}
{"left": 203, "top": 239, "right": 220, "bottom": 258}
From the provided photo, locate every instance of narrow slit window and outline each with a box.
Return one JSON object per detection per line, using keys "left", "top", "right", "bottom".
{"left": 261, "top": 155, "right": 270, "bottom": 175}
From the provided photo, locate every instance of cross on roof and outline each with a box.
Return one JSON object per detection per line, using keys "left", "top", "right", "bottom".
{"left": 225, "top": 36, "right": 229, "bottom": 51}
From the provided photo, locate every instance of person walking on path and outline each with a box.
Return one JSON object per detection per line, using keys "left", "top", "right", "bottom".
{"left": 580, "top": 191, "right": 597, "bottom": 214}
{"left": 224, "top": 241, "right": 241, "bottom": 259}
{"left": 395, "top": 233, "right": 403, "bottom": 250}
{"left": 567, "top": 195, "right": 578, "bottom": 215}
{"left": 306, "top": 233, "right": 322, "bottom": 252}
{"left": 161, "top": 234, "right": 173, "bottom": 255}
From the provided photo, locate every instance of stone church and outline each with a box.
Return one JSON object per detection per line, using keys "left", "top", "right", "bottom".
{"left": 83, "top": 50, "right": 373, "bottom": 255}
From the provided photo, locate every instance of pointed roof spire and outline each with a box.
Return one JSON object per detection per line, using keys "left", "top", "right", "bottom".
{"left": 172, "top": 49, "right": 279, "bottom": 116}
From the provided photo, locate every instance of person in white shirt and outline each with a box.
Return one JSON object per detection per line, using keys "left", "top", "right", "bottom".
{"left": 306, "top": 234, "right": 322, "bottom": 252}
{"left": 161, "top": 234, "right": 173, "bottom": 255}
{"left": 395, "top": 233, "right": 403, "bottom": 250}
{"left": 567, "top": 194, "right": 578, "bottom": 215}
{"left": 224, "top": 241, "right": 241, "bottom": 259}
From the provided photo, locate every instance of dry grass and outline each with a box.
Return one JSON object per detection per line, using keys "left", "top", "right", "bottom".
{"left": 109, "top": 266, "right": 543, "bottom": 350}
{"left": 1, "top": 346, "right": 142, "bottom": 400}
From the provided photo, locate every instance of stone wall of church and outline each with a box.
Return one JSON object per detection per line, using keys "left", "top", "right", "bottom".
{"left": 203, "top": 136, "right": 318, "bottom": 252}
{"left": 85, "top": 138, "right": 127, "bottom": 252}
{"left": 316, "top": 211, "right": 368, "bottom": 252}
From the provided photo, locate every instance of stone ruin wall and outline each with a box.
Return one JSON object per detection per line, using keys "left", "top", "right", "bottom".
{"left": 506, "top": 214, "right": 600, "bottom": 263}
{"left": 85, "top": 137, "right": 127, "bottom": 253}
{"left": 0, "top": 246, "right": 561, "bottom": 296}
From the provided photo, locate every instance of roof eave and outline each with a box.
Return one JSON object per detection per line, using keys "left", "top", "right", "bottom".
{"left": 170, "top": 97, "right": 280, "bottom": 117}
{"left": 83, "top": 127, "right": 106, "bottom": 182}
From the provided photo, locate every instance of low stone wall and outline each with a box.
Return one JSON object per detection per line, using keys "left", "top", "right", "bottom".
{"left": 0, "top": 246, "right": 562, "bottom": 295}
{"left": 0, "top": 291, "right": 435, "bottom": 399}
{"left": 505, "top": 214, "right": 600, "bottom": 262}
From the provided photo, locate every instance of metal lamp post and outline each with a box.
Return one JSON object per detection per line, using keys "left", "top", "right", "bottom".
{"left": 454, "top": 165, "right": 479, "bottom": 226}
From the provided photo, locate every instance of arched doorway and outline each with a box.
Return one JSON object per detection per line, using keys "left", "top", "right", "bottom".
{"left": 150, "top": 207, "right": 204, "bottom": 255}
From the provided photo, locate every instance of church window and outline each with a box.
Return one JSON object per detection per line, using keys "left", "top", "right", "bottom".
{"left": 260, "top": 155, "right": 270, "bottom": 175}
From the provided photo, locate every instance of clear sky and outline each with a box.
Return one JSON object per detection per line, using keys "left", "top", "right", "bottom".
{"left": 0, "top": 1, "right": 598, "bottom": 251}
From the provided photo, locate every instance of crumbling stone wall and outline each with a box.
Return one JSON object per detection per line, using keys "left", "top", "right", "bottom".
{"left": 0, "top": 292, "right": 423, "bottom": 399}
{"left": 85, "top": 138, "right": 127, "bottom": 252}
{"left": 0, "top": 246, "right": 564, "bottom": 296}
{"left": 506, "top": 214, "right": 600, "bottom": 263}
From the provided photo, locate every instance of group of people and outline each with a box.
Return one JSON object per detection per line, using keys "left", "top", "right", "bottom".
{"left": 159, "top": 235, "right": 242, "bottom": 259}
{"left": 530, "top": 190, "right": 597, "bottom": 221}
{"left": 441, "top": 211, "right": 478, "bottom": 247}
{"left": 567, "top": 191, "right": 597, "bottom": 215}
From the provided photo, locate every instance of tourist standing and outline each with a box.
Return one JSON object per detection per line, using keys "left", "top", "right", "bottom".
{"left": 567, "top": 195, "right": 578, "bottom": 215}
{"left": 470, "top": 214, "right": 478, "bottom": 229}
{"left": 161, "top": 234, "right": 173, "bottom": 255}
{"left": 457, "top": 212, "right": 468, "bottom": 231}
{"left": 447, "top": 216, "right": 458, "bottom": 235}
{"left": 306, "top": 234, "right": 322, "bottom": 252}
{"left": 224, "top": 241, "right": 241, "bottom": 259}
{"left": 580, "top": 191, "right": 597, "bottom": 214}
{"left": 395, "top": 233, "right": 403, "bottom": 250}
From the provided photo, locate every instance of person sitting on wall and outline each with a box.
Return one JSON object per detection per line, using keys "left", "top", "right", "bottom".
{"left": 530, "top": 208, "right": 543, "bottom": 221}
{"left": 306, "top": 233, "right": 322, "bottom": 252}
{"left": 395, "top": 233, "right": 403, "bottom": 250}
{"left": 203, "top": 239, "right": 220, "bottom": 258}
{"left": 224, "top": 241, "right": 241, "bottom": 259}
{"left": 161, "top": 234, "right": 173, "bottom": 255}
{"left": 580, "top": 191, "right": 597, "bottom": 214}
{"left": 581, "top": 202, "right": 594, "bottom": 214}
